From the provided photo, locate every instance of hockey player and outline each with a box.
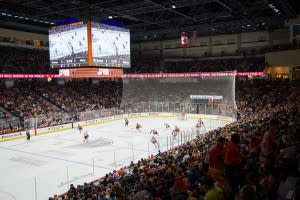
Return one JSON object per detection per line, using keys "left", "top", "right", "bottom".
{"left": 78, "top": 124, "right": 83, "bottom": 134}
{"left": 172, "top": 126, "right": 180, "bottom": 143}
{"left": 197, "top": 118, "right": 204, "bottom": 125}
{"left": 174, "top": 126, "right": 180, "bottom": 133}
{"left": 196, "top": 122, "right": 201, "bottom": 136}
{"left": 125, "top": 118, "right": 129, "bottom": 126}
{"left": 136, "top": 123, "right": 142, "bottom": 132}
{"left": 150, "top": 129, "right": 159, "bottom": 136}
{"left": 164, "top": 123, "right": 170, "bottom": 129}
{"left": 26, "top": 129, "right": 30, "bottom": 141}
{"left": 83, "top": 130, "right": 89, "bottom": 143}
{"left": 150, "top": 129, "right": 160, "bottom": 149}
{"left": 196, "top": 119, "right": 205, "bottom": 135}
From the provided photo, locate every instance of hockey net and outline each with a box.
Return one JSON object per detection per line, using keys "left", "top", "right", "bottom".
{"left": 120, "top": 72, "right": 237, "bottom": 119}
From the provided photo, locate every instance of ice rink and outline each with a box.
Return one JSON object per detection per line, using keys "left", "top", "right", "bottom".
{"left": 0, "top": 117, "right": 226, "bottom": 200}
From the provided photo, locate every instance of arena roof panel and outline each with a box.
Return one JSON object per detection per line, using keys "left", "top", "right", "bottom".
{"left": 0, "top": 0, "right": 299, "bottom": 41}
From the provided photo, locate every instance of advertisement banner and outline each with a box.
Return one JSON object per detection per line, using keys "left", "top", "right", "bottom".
{"left": 0, "top": 72, "right": 264, "bottom": 79}
{"left": 190, "top": 95, "right": 223, "bottom": 100}
{"left": 1, "top": 132, "right": 24, "bottom": 140}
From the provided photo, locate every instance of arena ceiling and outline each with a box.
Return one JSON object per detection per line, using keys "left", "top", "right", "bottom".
{"left": 0, "top": 0, "right": 299, "bottom": 41}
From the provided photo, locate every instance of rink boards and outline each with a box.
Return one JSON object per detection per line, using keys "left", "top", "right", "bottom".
{"left": 0, "top": 112, "right": 234, "bottom": 142}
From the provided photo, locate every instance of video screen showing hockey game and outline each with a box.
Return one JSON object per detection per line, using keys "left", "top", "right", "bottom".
{"left": 49, "top": 22, "right": 88, "bottom": 68}
{"left": 121, "top": 73, "right": 237, "bottom": 119}
{"left": 91, "top": 22, "right": 131, "bottom": 68}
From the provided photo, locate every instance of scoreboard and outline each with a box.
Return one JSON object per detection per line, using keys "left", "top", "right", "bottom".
{"left": 49, "top": 22, "right": 88, "bottom": 68}
{"left": 49, "top": 21, "right": 130, "bottom": 69}
{"left": 91, "top": 22, "right": 130, "bottom": 68}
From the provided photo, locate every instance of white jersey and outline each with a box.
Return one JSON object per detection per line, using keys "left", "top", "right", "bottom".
{"left": 84, "top": 131, "right": 89, "bottom": 139}
{"left": 150, "top": 130, "right": 159, "bottom": 143}
{"left": 151, "top": 135, "right": 157, "bottom": 143}
{"left": 150, "top": 130, "right": 158, "bottom": 136}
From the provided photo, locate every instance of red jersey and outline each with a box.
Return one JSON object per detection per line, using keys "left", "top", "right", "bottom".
{"left": 209, "top": 145, "right": 225, "bottom": 170}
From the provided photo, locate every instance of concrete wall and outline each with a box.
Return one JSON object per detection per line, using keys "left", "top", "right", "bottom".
{"left": 133, "top": 29, "right": 290, "bottom": 58}
{"left": 265, "top": 49, "right": 300, "bottom": 66}
{"left": 0, "top": 28, "right": 48, "bottom": 43}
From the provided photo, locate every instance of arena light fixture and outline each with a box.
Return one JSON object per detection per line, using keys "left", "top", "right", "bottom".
{"left": 268, "top": 3, "right": 281, "bottom": 14}
{"left": 172, "top": 5, "right": 176, "bottom": 9}
{"left": 1, "top": 12, "right": 7, "bottom": 16}
{"left": 108, "top": 16, "right": 113, "bottom": 19}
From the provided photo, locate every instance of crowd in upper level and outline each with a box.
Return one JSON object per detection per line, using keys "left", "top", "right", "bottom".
{"left": 0, "top": 45, "right": 267, "bottom": 75}
{"left": 0, "top": 46, "right": 55, "bottom": 74}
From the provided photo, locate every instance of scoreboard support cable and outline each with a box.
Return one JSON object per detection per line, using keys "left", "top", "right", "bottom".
{"left": 87, "top": 18, "right": 92, "bottom": 66}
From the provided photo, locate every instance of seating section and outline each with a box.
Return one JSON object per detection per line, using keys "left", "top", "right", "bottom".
{"left": 0, "top": 46, "right": 54, "bottom": 74}
{"left": 0, "top": 79, "right": 291, "bottom": 200}
{"left": 0, "top": 46, "right": 299, "bottom": 200}
{"left": 0, "top": 45, "right": 266, "bottom": 74}
{"left": 51, "top": 79, "right": 299, "bottom": 200}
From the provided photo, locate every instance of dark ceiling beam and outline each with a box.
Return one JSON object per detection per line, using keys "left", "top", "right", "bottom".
{"left": 31, "top": 5, "right": 87, "bottom": 18}
{"left": 144, "top": 0, "right": 208, "bottom": 23}
{"left": 126, "top": 11, "right": 230, "bottom": 29}
{"left": 131, "top": 15, "right": 283, "bottom": 38}
{"left": 79, "top": 1, "right": 181, "bottom": 32}
{"left": 91, "top": 0, "right": 213, "bottom": 17}
{"left": 215, "top": 0, "right": 233, "bottom": 12}
{"left": 0, "top": 19, "right": 48, "bottom": 33}
{"left": 0, "top": 1, "right": 37, "bottom": 15}
{"left": 215, "top": 0, "right": 259, "bottom": 28}
{"left": 276, "top": 0, "right": 297, "bottom": 17}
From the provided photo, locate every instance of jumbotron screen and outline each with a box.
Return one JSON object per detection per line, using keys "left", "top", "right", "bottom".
{"left": 49, "top": 22, "right": 88, "bottom": 68}
{"left": 91, "top": 22, "right": 131, "bottom": 68}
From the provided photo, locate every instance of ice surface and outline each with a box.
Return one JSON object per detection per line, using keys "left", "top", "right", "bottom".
{"left": 0, "top": 117, "right": 224, "bottom": 200}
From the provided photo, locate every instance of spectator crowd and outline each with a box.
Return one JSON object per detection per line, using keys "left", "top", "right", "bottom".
{"left": 0, "top": 46, "right": 299, "bottom": 200}
{"left": 0, "top": 45, "right": 266, "bottom": 75}
{"left": 41, "top": 79, "right": 300, "bottom": 200}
